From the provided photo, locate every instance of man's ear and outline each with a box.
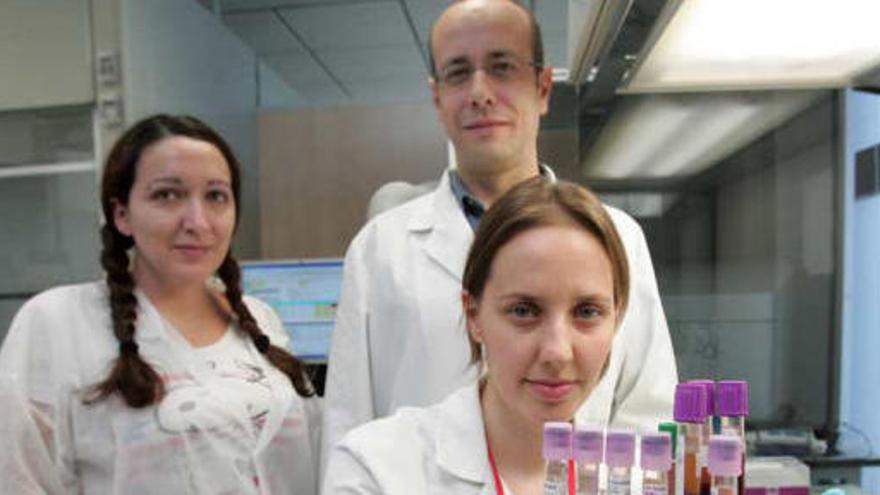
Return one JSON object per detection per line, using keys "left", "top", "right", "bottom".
{"left": 537, "top": 65, "right": 553, "bottom": 115}
{"left": 462, "top": 290, "right": 483, "bottom": 344}
{"left": 430, "top": 77, "right": 441, "bottom": 110}
{"left": 111, "top": 198, "right": 133, "bottom": 237}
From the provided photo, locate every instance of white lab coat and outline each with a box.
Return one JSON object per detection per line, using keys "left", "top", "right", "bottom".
{"left": 322, "top": 167, "right": 677, "bottom": 468}
{"left": 323, "top": 383, "right": 498, "bottom": 494}
{"left": 0, "top": 282, "right": 319, "bottom": 495}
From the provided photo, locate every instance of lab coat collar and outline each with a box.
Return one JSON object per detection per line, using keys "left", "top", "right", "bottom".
{"left": 538, "top": 163, "right": 557, "bottom": 183}
{"left": 431, "top": 382, "right": 491, "bottom": 485}
{"left": 132, "top": 287, "right": 170, "bottom": 345}
{"left": 407, "top": 169, "right": 473, "bottom": 282}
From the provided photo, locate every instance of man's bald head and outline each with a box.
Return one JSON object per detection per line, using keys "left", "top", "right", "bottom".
{"left": 427, "top": 0, "right": 545, "bottom": 78}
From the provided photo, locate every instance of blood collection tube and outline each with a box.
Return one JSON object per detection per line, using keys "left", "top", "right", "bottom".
{"left": 642, "top": 432, "right": 673, "bottom": 495}
{"left": 674, "top": 383, "right": 708, "bottom": 495}
{"left": 573, "top": 425, "right": 602, "bottom": 495}
{"left": 605, "top": 430, "right": 635, "bottom": 495}
{"left": 689, "top": 380, "right": 718, "bottom": 434}
{"left": 543, "top": 422, "right": 572, "bottom": 495}
{"left": 707, "top": 436, "right": 743, "bottom": 495}
{"left": 717, "top": 381, "right": 749, "bottom": 495}
{"left": 689, "top": 380, "right": 716, "bottom": 495}
{"left": 659, "top": 422, "right": 682, "bottom": 495}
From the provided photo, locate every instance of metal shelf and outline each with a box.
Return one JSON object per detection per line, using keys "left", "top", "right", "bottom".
{"left": 0, "top": 160, "right": 94, "bottom": 179}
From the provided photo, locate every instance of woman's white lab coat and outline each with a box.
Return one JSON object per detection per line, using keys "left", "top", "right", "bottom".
{"left": 0, "top": 282, "right": 319, "bottom": 495}
{"left": 323, "top": 383, "right": 498, "bottom": 495}
{"left": 323, "top": 167, "right": 678, "bottom": 464}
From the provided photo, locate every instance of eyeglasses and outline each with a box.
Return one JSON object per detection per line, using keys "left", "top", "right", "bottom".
{"left": 436, "top": 54, "right": 541, "bottom": 87}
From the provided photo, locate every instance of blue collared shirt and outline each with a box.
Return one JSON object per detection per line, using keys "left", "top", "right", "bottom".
{"left": 448, "top": 165, "right": 551, "bottom": 231}
{"left": 448, "top": 170, "right": 485, "bottom": 231}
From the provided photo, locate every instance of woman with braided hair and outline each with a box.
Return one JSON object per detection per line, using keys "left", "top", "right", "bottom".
{"left": 0, "top": 114, "right": 318, "bottom": 494}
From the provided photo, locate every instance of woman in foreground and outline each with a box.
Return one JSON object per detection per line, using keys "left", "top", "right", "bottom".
{"left": 323, "top": 177, "right": 629, "bottom": 495}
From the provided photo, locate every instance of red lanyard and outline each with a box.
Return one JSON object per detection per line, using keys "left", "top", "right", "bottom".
{"left": 487, "top": 439, "right": 505, "bottom": 495}
{"left": 486, "top": 441, "right": 576, "bottom": 495}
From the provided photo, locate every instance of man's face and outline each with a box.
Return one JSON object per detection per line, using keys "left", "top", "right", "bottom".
{"left": 430, "top": 0, "right": 552, "bottom": 172}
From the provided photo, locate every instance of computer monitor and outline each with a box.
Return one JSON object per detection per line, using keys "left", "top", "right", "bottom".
{"left": 240, "top": 259, "right": 343, "bottom": 363}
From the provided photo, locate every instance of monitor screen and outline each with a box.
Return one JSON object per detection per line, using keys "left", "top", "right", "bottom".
{"left": 241, "top": 259, "right": 343, "bottom": 363}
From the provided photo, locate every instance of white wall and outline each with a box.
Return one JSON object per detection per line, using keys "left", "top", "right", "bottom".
{"left": 121, "top": 0, "right": 262, "bottom": 258}
{"left": 839, "top": 89, "right": 880, "bottom": 488}
{"left": 258, "top": 60, "right": 308, "bottom": 110}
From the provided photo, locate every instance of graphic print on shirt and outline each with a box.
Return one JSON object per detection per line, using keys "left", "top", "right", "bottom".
{"left": 156, "top": 358, "right": 273, "bottom": 437}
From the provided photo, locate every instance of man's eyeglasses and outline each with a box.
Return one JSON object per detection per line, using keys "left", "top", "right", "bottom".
{"left": 436, "top": 54, "right": 541, "bottom": 87}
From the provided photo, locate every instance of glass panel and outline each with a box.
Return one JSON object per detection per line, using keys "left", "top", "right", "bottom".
{"left": 591, "top": 92, "right": 838, "bottom": 429}
{"left": 0, "top": 106, "right": 100, "bottom": 335}
{"left": 0, "top": 172, "right": 101, "bottom": 294}
{"left": 0, "top": 105, "right": 93, "bottom": 167}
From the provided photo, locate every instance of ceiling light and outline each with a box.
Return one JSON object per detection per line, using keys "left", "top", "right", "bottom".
{"left": 621, "top": 0, "right": 880, "bottom": 92}
{"left": 582, "top": 91, "right": 823, "bottom": 179}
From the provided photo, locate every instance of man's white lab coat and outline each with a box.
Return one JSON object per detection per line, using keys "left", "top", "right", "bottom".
{"left": 0, "top": 282, "right": 319, "bottom": 495}
{"left": 322, "top": 168, "right": 677, "bottom": 466}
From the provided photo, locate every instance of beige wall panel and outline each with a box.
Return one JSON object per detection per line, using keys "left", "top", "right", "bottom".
{"left": 259, "top": 103, "right": 446, "bottom": 259}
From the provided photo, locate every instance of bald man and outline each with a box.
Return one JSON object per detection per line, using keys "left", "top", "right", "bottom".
{"left": 322, "top": 0, "right": 677, "bottom": 467}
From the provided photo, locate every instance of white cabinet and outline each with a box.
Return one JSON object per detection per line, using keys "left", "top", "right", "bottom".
{"left": 0, "top": 106, "right": 101, "bottom": 343}
{"left": 0, "top": 0, "right": 94, "bottom": 111}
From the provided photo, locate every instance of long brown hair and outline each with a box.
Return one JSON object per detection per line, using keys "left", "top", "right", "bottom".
{"left": 461, "top": 176, "right": 630, "bottom": 365}
{"left": 90, "top": 114, "right": 313, "bottom": 408}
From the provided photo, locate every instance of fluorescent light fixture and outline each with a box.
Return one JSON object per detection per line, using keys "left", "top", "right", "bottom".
{"left": 622, "top": 0, "right": 880, "bottom": 92}
{"left": 583, "top": 96, "right": 694, "bottom": 178}
{"left": 582, "top": 91, "right": 823, "bottom": 179}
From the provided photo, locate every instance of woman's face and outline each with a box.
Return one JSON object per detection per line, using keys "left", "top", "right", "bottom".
{"left": 112, "top": 136, "right": 235, "bottom": 291}
{"left": 465, "top": 222, "right": 617, "bottom": 426}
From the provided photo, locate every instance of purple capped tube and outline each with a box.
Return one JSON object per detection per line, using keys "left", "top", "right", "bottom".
{"left": 573, "top": 425, "right": 602, "bottom": 495}
{"left": 605, "top": 429, "right": 635, "bottom": 495}
{"left": 542, "top": 422, "right": 572, "bottom": 495}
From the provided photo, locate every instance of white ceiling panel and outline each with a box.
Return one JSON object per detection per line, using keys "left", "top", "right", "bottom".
{"left": 275, "top": 76, "right": 349, "bottom": 106}
{"left": 220, "top": 0, "right": 387, "bottom": 11}
{"left": 294, "top": 85, "right": 350, "bottom": 107}
{"left": 263, "top": 52, "right": 340, "bottom": 87}
{"left": 277, "top": 2, "right": 412, "bottom": 51}
{"left": 322, "top": 44, "right": 426, "bottom": 82}
{"left": 347, "top": 75, "right": 433, "bottom": 105}
{"left": 259, "top": 60, "right": 310, "bottom": 108}
{"left": 401, "top": 0, "right": 450, "bottom": 46}
{"left": 223, "top": 11, "right": 305, "bottom": 54}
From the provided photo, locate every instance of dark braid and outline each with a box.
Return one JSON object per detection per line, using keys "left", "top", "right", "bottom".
{"left": 218, "top": 254, "right": 315, "bottom": 397}
{"left": 86, "top": 225, "right": 165, "bottom": 407}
